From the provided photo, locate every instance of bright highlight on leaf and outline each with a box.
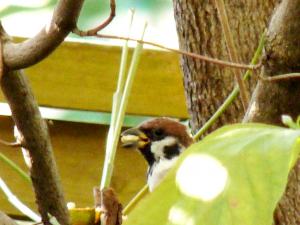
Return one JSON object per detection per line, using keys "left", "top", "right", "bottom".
{"left": 168, "top": 206, "right": 195, "bottom": 225}
{"left": 124, "top": 123, "right": 300, "bottom": 225}
{"left": 176, "top": 154, "right": 228, "bottom": 201}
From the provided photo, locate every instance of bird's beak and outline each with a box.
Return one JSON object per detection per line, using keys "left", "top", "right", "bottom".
{"left": 121, "top": 128, "right": 150, "bottom": 148}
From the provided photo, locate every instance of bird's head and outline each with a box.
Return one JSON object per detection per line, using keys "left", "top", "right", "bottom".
{"left": 121, "top": 117, "right": 194, "bottom": 167}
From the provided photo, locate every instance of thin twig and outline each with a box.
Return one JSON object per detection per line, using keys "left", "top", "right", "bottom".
{"left": 0, "top": 139, "right": 22, "bottom": 147}
{"left": 0, "top": 152, "right": 31, "bottom": 184}
{"left": 215, "top": 0, "right": 249, "bottom": 111}
{"left": 260, "top": 73, "right": 300, "bottom": 81}
{"left": 90, "top": 34, "right": 261, "bottom": 70}
{"left": 73, "top": 0, "right": 116, "bottom": 36}
{"left": 0, "top": 35, "right": 3, "bottom": 79}
{"left": 0, "top": 177, "right": 40, "bottom": 222}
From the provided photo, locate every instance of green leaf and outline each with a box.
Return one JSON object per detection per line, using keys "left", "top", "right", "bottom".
{"left": 124, "top": 123, "right": 300, "bottom": 225}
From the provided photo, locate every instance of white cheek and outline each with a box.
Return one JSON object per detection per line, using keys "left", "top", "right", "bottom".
{"left": 151, "top": 136, "right": 177, "bottom": 160}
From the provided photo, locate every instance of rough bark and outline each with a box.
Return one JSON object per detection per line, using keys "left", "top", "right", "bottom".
{"left": 172, "top": 0, "right": 280, "bottom": 136}
{"left": 174, "top": 0, "right": 300, "bottom": 224}
{"left": 243, "top": 0, "right": 300, "bottom": 224}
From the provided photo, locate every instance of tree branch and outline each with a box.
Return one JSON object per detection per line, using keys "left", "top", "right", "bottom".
{"left": 2, "top": 0, "right": 85, "bottom": 70}
{"left": 244, "top": 0, "right": 300, "bottom": 125}
{"left": 0, "top": 0, "right": 88, "bottom": 223}
{"left": 1, "top": 69, "right": 71, "bottom": 225}
{"left": 243, "top": 0, "right": 300, "bottom": 224}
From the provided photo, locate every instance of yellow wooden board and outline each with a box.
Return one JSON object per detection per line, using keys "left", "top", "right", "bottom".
{"left": 0, "top": 38, "right": 189, "bottom": 119}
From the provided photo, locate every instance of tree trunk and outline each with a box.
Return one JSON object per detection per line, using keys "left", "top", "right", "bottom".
{"left": 172, "top": 0, "right": 280, "bottom": 135}
{"left": 173, "top": 0, "right": 300, "bottom": 224}
{"left": 244, "top": 0, "right": 300, "bottom": 224}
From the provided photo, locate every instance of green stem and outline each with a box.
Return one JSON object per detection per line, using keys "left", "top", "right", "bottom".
{"left": 100, "top": 22, "right": 147, "bottom": 189}
{"left": 193, "top": 31, "right": 266, "bottom": 140}
{"left": 0, "top": 152, "right": 31, "bottom": 184}
{"left": 123, "top": 184, "right": 149, "bottom": 215}
{"left": 100, "top": 10, "right": 134, "bottom": 189}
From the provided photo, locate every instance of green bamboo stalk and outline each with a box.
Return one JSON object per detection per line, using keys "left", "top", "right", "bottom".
{"left": 101, "top": 10, "right": 134, "bottom": 182}
{"left": 100, "top": 22, "right": 148, "bottom": 189}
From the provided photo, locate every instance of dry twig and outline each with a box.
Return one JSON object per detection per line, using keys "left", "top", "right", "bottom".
{"left": 0, "top": 138, "right": 21, "bottom": 147}
{"left": 100, "top": 188, "right": 123, "bottom": 225}
{"left": 215, "top": 0, "right": 249, "bottom": 110}
{"left": 260, "top": 73, "right": 300, "bottom": 82}
{"left": 90, "top": 34, "right": 261, "bottom": 70}
{"left": 0, "top": 35, "right": 3, "bottom": 79}
{"left": 73, "top": 0, "right": 116, "bottom": 36}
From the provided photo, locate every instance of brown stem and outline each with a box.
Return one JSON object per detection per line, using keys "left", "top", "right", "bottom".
{"left": 0, "top": 138, "right": 21, "bottom": 147}
{"left": 2, "top": 0, "right": 85, "bottom": 70}
{"left": 100, "top": 188, "right": 123, "bottom": 225}
{"left": 215, "top": 0, "right": 249, "bottom": 111}
{"left": 75, "top": 0, "right": 116, "bottom": 36}
{"left": 0, "top": 35, "right": 3, "bottom": 79}
{"left": 1, "top": 70, "right": 71, "bottom": 225}
{"left": 0, "top": 25, "right": 71, "bottom": 225}
{"left": 89, "top": 33, "right": 261, "bottom": 70}
{"left": 260, "top": 73, "right": 300, "bottom": 82}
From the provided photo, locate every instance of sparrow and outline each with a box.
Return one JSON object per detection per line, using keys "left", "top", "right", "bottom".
{"left": 121, "top": 117, "right": 194, "bottom": 192}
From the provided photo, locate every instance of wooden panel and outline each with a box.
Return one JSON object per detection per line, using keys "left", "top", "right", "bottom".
{"left": 0, "top": 38, "right": 189, "bottom": 119}
{"left": 0, "top": 116, "right": 148, "bottom": 216}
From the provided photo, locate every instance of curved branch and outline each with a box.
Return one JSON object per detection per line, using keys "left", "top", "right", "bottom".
{"left": 2, "top": 0, "right": 85, "bottom": 70}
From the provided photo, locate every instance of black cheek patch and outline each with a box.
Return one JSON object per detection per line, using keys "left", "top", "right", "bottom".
{"left": 164, "top": 143, "right": 180, "bottom": 159}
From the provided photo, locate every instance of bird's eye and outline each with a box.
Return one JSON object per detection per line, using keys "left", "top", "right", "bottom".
{"left": 154, "top": 128, "right": 164, "bottom": 137}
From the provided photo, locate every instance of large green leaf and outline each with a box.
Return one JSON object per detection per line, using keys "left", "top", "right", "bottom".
{"left": 124, "top": 123, "right": 300, "bottom": 225}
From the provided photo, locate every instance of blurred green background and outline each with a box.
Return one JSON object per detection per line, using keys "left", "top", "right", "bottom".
{"left": 0, "top": 0, "right": 178, "bottom": 48}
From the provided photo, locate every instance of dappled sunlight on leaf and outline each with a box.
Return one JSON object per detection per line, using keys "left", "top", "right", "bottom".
{"left": 124, "top": 124, "right": 300, "bottom": 225}
{"left": 168, "top": 206, "right": 195, "bottom": 225}
{"left": 176, "top": 154, "right": 228, "bottom": 201}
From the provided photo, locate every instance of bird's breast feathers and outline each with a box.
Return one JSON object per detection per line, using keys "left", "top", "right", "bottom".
{"left": 147, "top": 156, "right": 179, "bottom": 192}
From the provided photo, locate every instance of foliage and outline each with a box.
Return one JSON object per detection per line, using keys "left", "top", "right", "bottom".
{"left": 124, "top": 123, "right": 300, "bottom": 225}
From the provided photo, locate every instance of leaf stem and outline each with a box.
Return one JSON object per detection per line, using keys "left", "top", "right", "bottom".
{"left": 122, "top": 184, "right": 149, "bottom": 216}
{"left": 0, "top": 152, "right": 31, "bottom": 184}
{"left": 0, "top": 177, "right": 40, "bottom": 221}
{"left": 94, "top": 34, "right": 260, "bottom": 70}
